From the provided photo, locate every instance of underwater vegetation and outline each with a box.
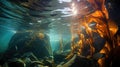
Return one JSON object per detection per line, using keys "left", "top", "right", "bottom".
{"left": 0, "top": 0, "right": 120, "bottom": 67}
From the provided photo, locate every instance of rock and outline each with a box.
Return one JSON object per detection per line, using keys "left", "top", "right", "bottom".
{"left": 3, "top": 31, "right": 53, "bottom": 61}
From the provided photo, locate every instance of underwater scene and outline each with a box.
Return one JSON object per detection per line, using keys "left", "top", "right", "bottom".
{"left": 0, "top": 0, "right": 120, "bottom": 67}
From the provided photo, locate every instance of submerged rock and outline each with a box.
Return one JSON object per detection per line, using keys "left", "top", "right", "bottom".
{"left": 3, "top": 31, "right": 53, "bottom": 61}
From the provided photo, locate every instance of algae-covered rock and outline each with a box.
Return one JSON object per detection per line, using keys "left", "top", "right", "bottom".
{"left": 3, "top": 31, "right": 53, "bottom": 60}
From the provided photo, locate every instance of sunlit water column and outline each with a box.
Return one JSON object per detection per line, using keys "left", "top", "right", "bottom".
{"left": 0, "top": 28, "right": 16, "bottom": 53}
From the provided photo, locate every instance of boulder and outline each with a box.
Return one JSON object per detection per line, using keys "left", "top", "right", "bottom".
{"left": 3, "top": 31, "right": 52, "bottom": 60}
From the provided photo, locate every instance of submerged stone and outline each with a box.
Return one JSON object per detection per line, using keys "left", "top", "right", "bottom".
{"left": 3, "top": 31, "right": 53, "bottom": 61}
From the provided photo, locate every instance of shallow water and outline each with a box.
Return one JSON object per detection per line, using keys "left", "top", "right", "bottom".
{"left": 0, "top": 0, "right": 120, "bottom": 67}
